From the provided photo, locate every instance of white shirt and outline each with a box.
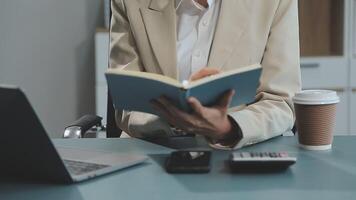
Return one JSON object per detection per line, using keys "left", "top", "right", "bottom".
{"left": 176, "top": 0, "right": 221, "bottom": 82}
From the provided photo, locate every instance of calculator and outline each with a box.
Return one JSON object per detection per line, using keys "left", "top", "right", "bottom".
{"left": 229, "top": 152, "right": 297, "bottom": 173}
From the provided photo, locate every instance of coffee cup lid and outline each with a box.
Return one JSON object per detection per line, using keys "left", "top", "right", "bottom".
{"left": 293, "top": 90, "right": 340, "bottom": 105}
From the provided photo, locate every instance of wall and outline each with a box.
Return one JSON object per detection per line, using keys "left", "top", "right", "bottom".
{"left": 0, "top": 0, "right": 103, "bottom": 137}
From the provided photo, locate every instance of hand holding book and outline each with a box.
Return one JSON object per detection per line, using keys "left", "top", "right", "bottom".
{"left": 150, "top": 68, "right": 240, "bottom": 141}
{"left": 106, "top": 64, "right": 260, "bottom": 144}
{"left": 106, "top": 63, "right": 261, "bottom": 120}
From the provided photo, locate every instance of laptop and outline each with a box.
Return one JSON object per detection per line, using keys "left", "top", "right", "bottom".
{"left": 0, "top": 85, "right": 148, "bottom": 183}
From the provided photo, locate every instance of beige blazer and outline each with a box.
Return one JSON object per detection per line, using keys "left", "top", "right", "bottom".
{"left": 109, "top": 0, "right": 301, "bottom": 149}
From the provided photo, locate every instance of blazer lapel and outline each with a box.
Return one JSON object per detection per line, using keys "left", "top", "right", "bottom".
{"left": 140, "top": 0, "right": 178, "bottom": 79}
{"left": 208, "top": 0, "right": 252, "bottom": 69}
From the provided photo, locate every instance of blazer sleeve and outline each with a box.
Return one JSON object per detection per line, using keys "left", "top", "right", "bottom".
{"left": 212, "top": 0, "right": 301, "bottom": 149}
{"left": 110, "top": 0, "right": 174, "bottom": 138}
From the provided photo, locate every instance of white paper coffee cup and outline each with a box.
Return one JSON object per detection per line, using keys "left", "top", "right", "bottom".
{"left": 293, "top": 90, "right": 340, "bottom": 150}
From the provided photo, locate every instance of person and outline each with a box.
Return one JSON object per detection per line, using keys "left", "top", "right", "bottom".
{"left": 109, "top": 0, "right": 301, "bottom": 149}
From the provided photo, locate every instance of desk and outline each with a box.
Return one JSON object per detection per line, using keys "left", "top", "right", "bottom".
{"left": 1, "top": 136, "right": 356, "bottom": 200}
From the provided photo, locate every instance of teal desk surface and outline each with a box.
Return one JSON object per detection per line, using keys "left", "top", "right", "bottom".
{"left": 1, "top": 136, "right": 356, "bottom": 200}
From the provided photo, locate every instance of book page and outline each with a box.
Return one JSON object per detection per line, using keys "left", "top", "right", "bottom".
{"left": 186, "top": 63, "right": 262, "bottom": 89}
{"left": 106, "top": 69, "right": 183, "bottom": 88}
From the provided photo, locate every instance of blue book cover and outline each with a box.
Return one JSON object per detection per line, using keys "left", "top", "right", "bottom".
{"left": 106, "top": 64, "right": 262, "bottom": 115}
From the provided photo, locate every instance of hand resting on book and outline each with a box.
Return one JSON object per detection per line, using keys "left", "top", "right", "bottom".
{"left": 189, "top": 68, "right": 220, "bottom": 82}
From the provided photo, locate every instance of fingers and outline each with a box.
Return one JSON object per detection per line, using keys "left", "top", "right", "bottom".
{"left": 217, "top": 90, "right": 235, "bottom": 110}
{"left": 152, "top": 99, "right": 194, "bottom": 131}
{"left": 189, "top": 68, "right": 221, "bottom": 81}
{"left": 151, "top": 97, "right": 212, "bottom": 135}
{"left": 156, "top": 96, "right": 190, "bottom": 119}
{"left": 187, "top": 97, "right": 204, "bottom": 116}
{"left": 150, "top": 100, "right": 177, "bottom": 124}
{"left": 187, "top": 89, "right": 235, "bottom": 115}
{"left": 151, "top": 96, "right": 232, "bottom": 139}
{"left": 151, "top": 96, "right": 193, "bottom": 125}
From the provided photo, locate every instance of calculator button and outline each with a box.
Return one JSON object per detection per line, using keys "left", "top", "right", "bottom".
{"left": 279, "top": 152, "right": 289, "bottom": 157}
{"left": 269, "top": 152, "right": 278, "bottom": 157}
{"left": 262, "top": 152, "right": 269, "bottom": 157}
{"left": 251, "top": 153, "right": 258, "bottom": 157}
{"left": 241, "top": 152, "right": 250, "bottom": 158}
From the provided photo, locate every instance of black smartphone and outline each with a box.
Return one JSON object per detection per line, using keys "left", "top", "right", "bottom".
{"left": 165, "top": 150, "right": 211, "bottom": 173}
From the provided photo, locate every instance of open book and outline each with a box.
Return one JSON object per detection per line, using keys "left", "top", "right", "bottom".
{"left": 105, "top": 64, "right": 262, "bottom": 115}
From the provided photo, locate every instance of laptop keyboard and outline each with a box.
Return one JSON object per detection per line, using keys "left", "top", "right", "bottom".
{"left": 63, "top": 159, "right": 109, "bottom": 175}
